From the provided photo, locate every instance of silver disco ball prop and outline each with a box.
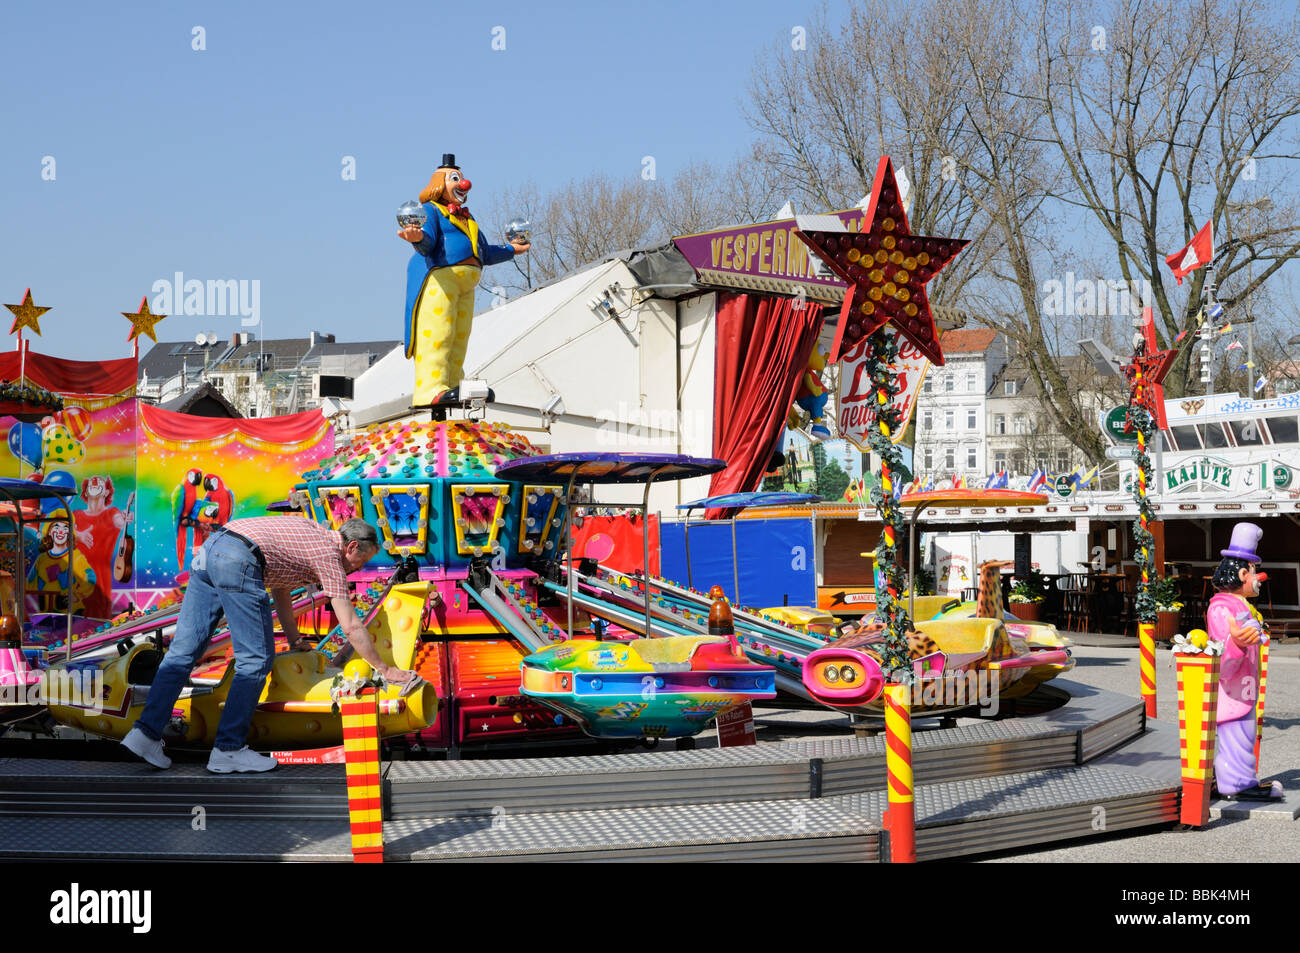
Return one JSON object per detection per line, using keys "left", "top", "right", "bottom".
{"left": 397, "top": 200, "right": 427, "bottom": 228}
{"left": 505, "top": 218, "right": 532, "bottom": 244}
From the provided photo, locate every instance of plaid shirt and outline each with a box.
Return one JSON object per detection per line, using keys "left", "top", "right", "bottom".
{"left": 225, "top": 516, "right": 350, "bottom": 599}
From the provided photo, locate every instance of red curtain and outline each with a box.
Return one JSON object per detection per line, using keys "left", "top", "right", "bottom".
{"left": 138, "top": 403, "right": 328, "bottom": 443}
{"left": 708, "top": 292, "right": 822, "bottom": 515}
{"left": 0, "top": 350, "right": 137, "bottom": 396}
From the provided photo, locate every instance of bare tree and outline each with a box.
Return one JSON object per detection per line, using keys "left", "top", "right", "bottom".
{"left": 489, "top": 157, "right": 786, "bottom": 297}
{"left": 743, "top": 0, "right": 1005, "bottom": 299}
{"left": 742, "top": 0, "right": 1300, "bottom": 462}
{"left": 1036, "top": 0, "right": 1300, "bottom": 397}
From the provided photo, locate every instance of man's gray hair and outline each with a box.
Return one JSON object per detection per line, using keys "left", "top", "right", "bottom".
{"left": 339, "top": 518, "right": 380, "bottom": 550}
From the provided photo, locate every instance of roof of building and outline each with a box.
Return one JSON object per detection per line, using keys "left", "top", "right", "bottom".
{"left": 138, "top": 335, "right": 399, "bottom": 383}
{"left": 155, "top": 382, "right": 242, "bottom": 418}
{"left": 990, "top": 354, "right": 1099, "bottom": 398}
{"left": 940, "top": 328, "right": 999, "bottom": 353}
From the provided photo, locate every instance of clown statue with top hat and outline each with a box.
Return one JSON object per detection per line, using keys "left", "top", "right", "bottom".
{"left": 398, "top": 154, "right": 530, "bottom": 407}
{"left": 1206, "top": 522, "right": 1284, "bottom": 801}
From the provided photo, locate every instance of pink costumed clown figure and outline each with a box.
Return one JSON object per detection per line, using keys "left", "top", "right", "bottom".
{"left": 1206, "top": 522, "right": 1282, "bottom": 801}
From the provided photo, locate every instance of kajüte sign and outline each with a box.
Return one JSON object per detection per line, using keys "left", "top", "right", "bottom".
{"left": 837, "top": 332, "right": 930, "bottom": 452}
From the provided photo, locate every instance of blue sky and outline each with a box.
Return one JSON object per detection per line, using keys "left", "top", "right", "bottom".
{"left": 0, "top": 0, "right": 817, "bottom": 360}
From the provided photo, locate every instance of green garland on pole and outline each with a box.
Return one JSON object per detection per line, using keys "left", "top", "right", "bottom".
{"left": 1130, "top": 403, "right": 1157, "bottom": 623}
{"left": 864, "top": 328, "right": 913, "bottom": 683}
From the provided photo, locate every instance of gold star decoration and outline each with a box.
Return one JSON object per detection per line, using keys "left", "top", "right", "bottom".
{"left": 5, "top": 288, "right": 51, "bottom": 336}
{"left": 123, "top": 296, "right": 166, "bottom": 343}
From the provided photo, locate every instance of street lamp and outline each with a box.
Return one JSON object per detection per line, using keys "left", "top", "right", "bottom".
{"left": 1078, "top": 339, "right": 1125, "bottom": 377}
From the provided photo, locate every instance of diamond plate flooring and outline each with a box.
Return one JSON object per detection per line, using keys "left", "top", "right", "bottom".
{"left": 0, "top": 815, "right": 354, "bottom": 861}
{"left": 0, "top": 679, "right": 1184, "bottom": 861}
{"left": 386, "top": 797, "right": 880, "bottom": 861}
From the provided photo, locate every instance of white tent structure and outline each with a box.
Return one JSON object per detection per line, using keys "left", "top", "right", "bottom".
{"left": 349, "top": 251, "right": 720, "bottom": 511}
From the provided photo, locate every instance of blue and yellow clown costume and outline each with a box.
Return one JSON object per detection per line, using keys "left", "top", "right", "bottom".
{"left": 403, "top": 155, "right": 517, "bottom": 406}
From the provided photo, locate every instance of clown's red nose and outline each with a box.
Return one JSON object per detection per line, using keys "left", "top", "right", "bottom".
{"left": 456, "top": 178, "right": 472, "bottom": 193}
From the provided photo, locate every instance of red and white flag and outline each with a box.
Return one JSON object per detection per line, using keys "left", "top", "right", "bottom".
{"left": 1165, "top": 221, "right": 1214, "bottom": 285}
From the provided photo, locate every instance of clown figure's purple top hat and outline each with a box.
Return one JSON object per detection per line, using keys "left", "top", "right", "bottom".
{"left": 1221, "top": 522, "right": 1263, "bottom": 563}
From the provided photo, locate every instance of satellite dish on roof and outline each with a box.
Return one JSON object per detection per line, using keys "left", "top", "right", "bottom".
{"left": 195, "top": 332, "right": 207, "bottom": 345}
{"left": 206, "top": 332, "right": 218, "bottom": 345}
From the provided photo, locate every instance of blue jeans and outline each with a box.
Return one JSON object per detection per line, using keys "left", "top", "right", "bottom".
{"left": 134, "top": 532, "right": 274, "bottom": 751}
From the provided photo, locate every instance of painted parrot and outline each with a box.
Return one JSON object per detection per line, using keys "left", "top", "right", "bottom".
{"left": 171, "top": 468, "right": 204, "bottom": 571}
{"left": 195, "top": 474, "right": 236, "bottom": 550}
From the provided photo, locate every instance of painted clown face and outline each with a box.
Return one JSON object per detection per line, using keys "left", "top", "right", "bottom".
{"left": 84, "top": 476, "right": 110, "bottom": 500}
{"left": 436, "top": 167, "right": 471, "bottom": 205}
{"left": 1239, "top": 563, "right": 1263, "bottom": 597}
{"left": 46, "top": 520, "right": 70, "bottom": 552}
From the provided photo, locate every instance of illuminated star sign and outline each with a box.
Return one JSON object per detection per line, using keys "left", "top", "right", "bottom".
{"left": 1124, "top": 306, "right": 1179, "bottom": 432}
{"left": 794, "top": 157, "right": 968, "bottom": 366}
{"left": 123, "top": 296, "right": 167, "bottom": 344}
{"left": 5, "top": 288, "right": 52, "bottom": 336}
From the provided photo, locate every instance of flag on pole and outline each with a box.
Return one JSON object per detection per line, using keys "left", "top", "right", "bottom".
{"left": 1166, "top": 221, "right": 1214, "bottom": 285}
{"left": 1076, "top": 465, "right": 1099, "bottom": 489}
{"left": 1028, "top": 467, "right": 1048, "bottom": 492}
{"left": 1208, "top": 302, "right": 1224, "bottom": 322}
{"left": 1218, "top": 323, "right": 1233, "bottom": 334}
{"left": 1256, "top": 376, "right": 1268, "bottom": 393}
{"left": 1226, "top": 339, "right": 1243, "bottom": 351}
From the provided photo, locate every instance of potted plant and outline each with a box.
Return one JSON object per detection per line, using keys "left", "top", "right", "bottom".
{"left": 1151, "top": 575, "right": 1184, "bottom": 642}
{"left": 911, "top": 566, "right": 936, "bottom": 597}
{"left": 1008, "top": 568, "right": 1046, "bottom": 622}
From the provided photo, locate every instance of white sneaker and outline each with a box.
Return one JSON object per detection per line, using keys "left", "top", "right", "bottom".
{"left": 207, "top": 746, "right": 278, "bottom": 774}
{"left": 121, "top": 727, "right": 172, "bottom": 769}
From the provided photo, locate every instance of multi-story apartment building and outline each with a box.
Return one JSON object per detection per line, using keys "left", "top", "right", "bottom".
{"left": 138, "top": 332, "right": 397, "bottom": 419}
{"left": 984, "top": 355, "right": 1114, "bottom": 482}
{"left": 913, "top": 329, "right": 1008, "bottom": 481}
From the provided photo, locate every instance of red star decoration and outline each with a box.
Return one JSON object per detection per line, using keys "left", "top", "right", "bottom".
{"left": 1123, "top": 306, "right": 1179, "bottom": 431}
{"left": 795, "top": 157, "right": 968, "bottom": 365}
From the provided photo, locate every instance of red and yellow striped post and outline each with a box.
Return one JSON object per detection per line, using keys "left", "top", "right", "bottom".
{"left": 882, "top": 682, "right": 915, "bottom": 863}
{"left": 1138, "top": 622, "right": 1157, "bottom": 719}
{"left": 1174, "top": 652, "right": 1220, "bottom": 827}
{"left": 340, "top": 660, "right": 384, "bottom": 863}
{"left": 1134, "top": 405, "right": 1158, "bottom": 720}
{"left": 1255, "top": 636, "right": 1269, "bottom": 773}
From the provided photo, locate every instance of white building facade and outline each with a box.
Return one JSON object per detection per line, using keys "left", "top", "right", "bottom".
{"left": 913, "top": 329, "right": 1007, "bottom": 482}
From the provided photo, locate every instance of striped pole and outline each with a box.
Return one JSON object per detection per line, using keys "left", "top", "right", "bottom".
{"left": 1138, "top": 623, "right": 1157, "bottom": 719}
{"left": 1131, "top": 368, "right": 1157, "bottom": 719}
{"left": 1255, "top": 636, "right": 1269, "bottom": 773}
{"left": 883, "top": 682, "right": 915, "bottom": 863}
{"left": 340, "top": 660, "right": 383, "bottom": 863}
{"left": 1174, "top": 652, "right": 1219, "bottom": 827}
